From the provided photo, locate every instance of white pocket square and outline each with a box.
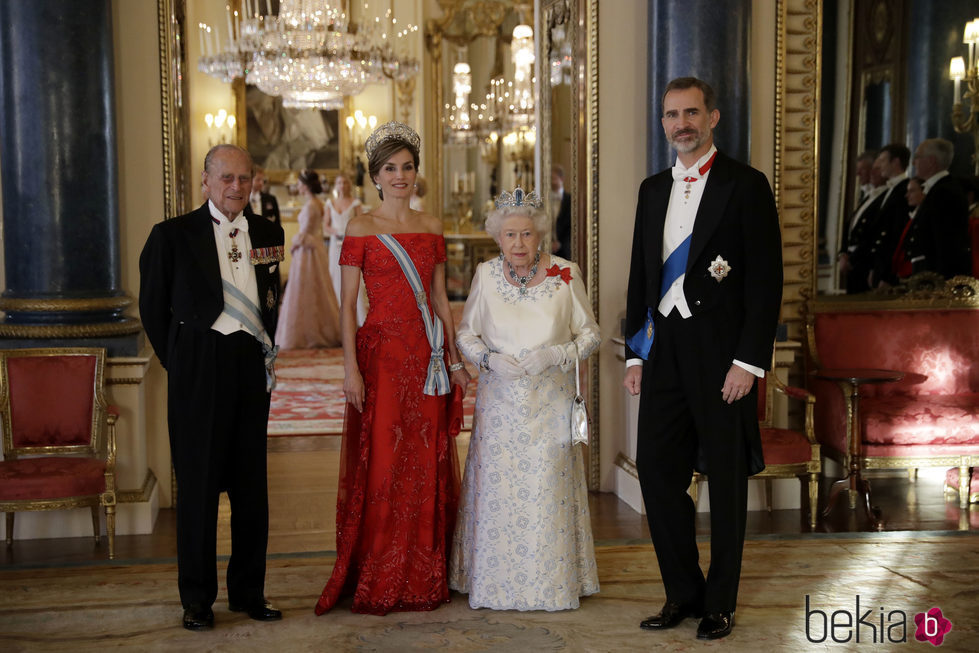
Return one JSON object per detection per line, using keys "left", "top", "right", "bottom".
{"left": 268, "top": 264, "right": 277, "bottom": 273}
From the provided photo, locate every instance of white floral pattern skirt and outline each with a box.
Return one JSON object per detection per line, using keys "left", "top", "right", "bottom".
{"left": 449, "top": 365, "right": 599, "bottom": 611}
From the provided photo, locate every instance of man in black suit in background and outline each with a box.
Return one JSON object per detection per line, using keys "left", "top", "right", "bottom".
{"left": 865, "top": 144, "right": 911, "bottom": 287}
{"left": 891, "top": 138, "right": 971, "bottom": 279}
{"left": 246, "top": 166, "right": 282, "bottom": 227}
{"left": 623, "top": 77, "right": 782, "bottom": 640}
{"left": 550, "top": 163, "right": 572, "bottom": 260}
{"left": 839, "top": 152, "right": 884, "bottom": 293}
{"left": 139, "top": 145, "right": 284, "bottom": 630}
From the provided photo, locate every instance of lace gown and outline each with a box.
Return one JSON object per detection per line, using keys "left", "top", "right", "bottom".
{"left": 325, "top": 198, "right": 368, "bottom": 324}
{"left": 449, "top": 255, "right": 601, "bottom": 611}
{"left": 315, "top": 233, "right": 460, "bottom": 616}
{"left": 274, "top": 200, "right": 341, "bottom": 349}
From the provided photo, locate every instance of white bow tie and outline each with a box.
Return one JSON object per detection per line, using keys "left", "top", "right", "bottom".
{"left": 672, "top": 166, "right": 700, "bottom": 183}
{"left": 213, "top": 217, "right": 248, "bottom": 241}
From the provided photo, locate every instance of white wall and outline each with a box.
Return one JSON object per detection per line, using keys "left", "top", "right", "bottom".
{"left": 596, "top": 0, "right": 650, "bottom": 491}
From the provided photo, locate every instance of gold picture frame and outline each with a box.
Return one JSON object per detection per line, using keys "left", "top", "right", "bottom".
{"left": 234, "top": 82, "right": 345, "bottom": 184}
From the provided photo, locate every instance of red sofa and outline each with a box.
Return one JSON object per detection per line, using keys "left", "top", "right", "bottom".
{"left": 808, "top": 284, "right": 979, "bottom": 508}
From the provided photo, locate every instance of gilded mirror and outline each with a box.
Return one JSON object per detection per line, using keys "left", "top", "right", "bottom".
{"left": 817, "top": 0, "right": 978, "bottom": 297}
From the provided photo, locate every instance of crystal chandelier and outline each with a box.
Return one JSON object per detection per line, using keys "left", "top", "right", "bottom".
{"left": 198, "top": 0, "right": 419, "bottom": 111}
{"left": 508, "top": 23, "right": 535, "bottom": 128}
{"left": 443, "top": 21, "right": 535, "bottom": 145}
{"left": 445, "top": 61, "right": 474, "bottom": 142}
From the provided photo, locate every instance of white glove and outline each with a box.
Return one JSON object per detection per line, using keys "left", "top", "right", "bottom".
{"left": 520, "top": 345, "right": 566, "bottom": 376}
{"left": 487, "top": 352, "right": 526, "bottom": 379}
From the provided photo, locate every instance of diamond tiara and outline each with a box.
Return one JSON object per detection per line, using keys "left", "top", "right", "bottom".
{"left": 364, "top": 121, "right": 421, "bottom": 159}
{"left": 494, "top": 187, "right": 542, "bottom": 209}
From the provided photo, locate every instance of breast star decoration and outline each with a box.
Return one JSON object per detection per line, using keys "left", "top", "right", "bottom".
{"left": 708, "top": 255, "right": 731, "bottom": 282}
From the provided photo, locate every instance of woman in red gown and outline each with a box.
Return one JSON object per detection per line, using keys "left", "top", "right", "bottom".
{"left": 315, "top": 122, "right": 469, "bottom": 616}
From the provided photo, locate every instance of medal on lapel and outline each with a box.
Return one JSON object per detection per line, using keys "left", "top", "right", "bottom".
{"left": 708, "top": 255, "right": 731, "bottom": 282}
{"left": 228, "top": 228, "right": 242, "bottom": 262}
{"left": 266, "top": 288, "right": 275, "bottom": 309}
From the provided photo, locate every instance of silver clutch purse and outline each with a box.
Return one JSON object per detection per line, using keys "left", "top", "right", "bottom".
{"left": 571, "top": 356, "right": 589, "bottom": 446}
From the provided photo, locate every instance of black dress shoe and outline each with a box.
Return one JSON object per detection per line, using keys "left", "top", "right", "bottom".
{"left": 229, "top": 599, "right": 283, "bottom": 621}
{"left": 182, "top": 605, "right": 214, "bottom": 631}
{"left": 640, "top": 601, "right": 704, "bottom": 630}
{"left": 697, "top": 612, "right": 735, "bottom": 639}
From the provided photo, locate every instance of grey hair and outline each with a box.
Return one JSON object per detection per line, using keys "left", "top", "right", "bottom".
{"left": 917, "top": 138, "right": 955, "bottom": 171}
{"left": 484, "top": 205, "right": 551, "bottom": 246}
{"left": 204, "top": 144, "right": 253, "bottom": 173}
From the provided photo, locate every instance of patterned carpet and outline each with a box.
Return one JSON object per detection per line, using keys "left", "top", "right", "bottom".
{"left": 2, "top": 535, "right": 977, "bottom": 651}
{"left": 269, "top": 347, "right": 477, "bottom": 436}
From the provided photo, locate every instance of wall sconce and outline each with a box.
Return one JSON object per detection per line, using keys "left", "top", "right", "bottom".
{"left": 345, "top": 110, "right": 378, "bottom": 191}
{"left": 950, "top": 17, "right": 979, "bottom": 175}
{"left": 204, "top": 108, "right": 236, "bottom": 146}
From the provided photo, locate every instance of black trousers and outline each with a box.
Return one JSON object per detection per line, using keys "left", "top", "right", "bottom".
{"left": 167, "top": 328, "right": 271, "bottom": 609}
{"left": 636, "top": 309, "right": 752, "bottom": 613}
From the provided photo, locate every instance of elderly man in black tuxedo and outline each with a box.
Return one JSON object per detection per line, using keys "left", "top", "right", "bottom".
{"left": 623, "top": 77, "right": 782, "bottom": 640}
{"left": 139, "top": 144, "right": 285, "bottom": 631}
{"left": 891, "top": 138, "right": 971, "bottom": 280}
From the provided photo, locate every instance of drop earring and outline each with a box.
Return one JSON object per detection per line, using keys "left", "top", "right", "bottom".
{"left": 375, "top": 183, "right": 381, "bottom": 190}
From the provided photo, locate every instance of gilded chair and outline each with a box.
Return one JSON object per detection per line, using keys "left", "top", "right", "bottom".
{"left": 0, "top": 347, "right": 118, "bottom": 558}
{"left": 691, "top": 359, "right": 821, "bottom": 530}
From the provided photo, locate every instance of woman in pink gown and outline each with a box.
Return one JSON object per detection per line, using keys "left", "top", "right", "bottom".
{"left": 274, "top": 169, "right": 341, "bottom": 349}
{"left": 315, "top": 122, "right": 469, "bottom": 616}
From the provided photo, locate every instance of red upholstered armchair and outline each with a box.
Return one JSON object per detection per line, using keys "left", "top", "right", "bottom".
{"left": 693, "top": 359, "right": 821, "bottom": 530}
{"left": 0, "top": 348, "right": 118, "bottom": 558}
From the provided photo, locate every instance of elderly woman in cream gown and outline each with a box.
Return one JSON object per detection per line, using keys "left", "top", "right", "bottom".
{"left": 449, "top": 188, "right": 600, "bottom": 611}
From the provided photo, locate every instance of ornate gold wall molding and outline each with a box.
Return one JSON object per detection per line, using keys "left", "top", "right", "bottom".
{"left": 775, "top": 0, "right": 821, "bottom": 341}
{"left": 0, "top": 320, "right": 141, "bottom": 338}
{"left": 584, "top": 0, "right": 599, "bottom": 491}
{"left": 0, "top": 296, "right": 132, "bottom": 312}
{"left": 158, "top": 0, "right": 190, "bottom": 220}
{"left": 813, "top": 273, "right": 979, "bottom": 312}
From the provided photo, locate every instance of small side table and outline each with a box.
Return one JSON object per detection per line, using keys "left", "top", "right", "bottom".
{"left": 811, "top": 368, "right": 905, "bottom": 530}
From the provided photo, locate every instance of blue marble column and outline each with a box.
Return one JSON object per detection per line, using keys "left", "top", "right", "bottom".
{"left": 906, "top": 0, "right": 976, "bottom": 177}
{"left": 0, "top": 0, "right": 140, "bottom": 354}
{"left": 647, "top": 0, "right": 752, "bottom": 174}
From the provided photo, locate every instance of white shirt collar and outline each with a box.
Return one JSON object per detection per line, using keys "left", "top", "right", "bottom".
{"left": 208, "top": 199, "right": 248, "bottom": 232}
{"left": 673, "top": 145, "right": 718, "bottom": 180}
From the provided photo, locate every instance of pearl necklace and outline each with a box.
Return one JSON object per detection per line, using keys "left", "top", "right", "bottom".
{"left": 504, "top": 251, "right": 541, "bottom": 295}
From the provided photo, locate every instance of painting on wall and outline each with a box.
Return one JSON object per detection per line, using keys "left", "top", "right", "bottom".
{"left": 244, "top": 85, "right": 341, "bottom": 177}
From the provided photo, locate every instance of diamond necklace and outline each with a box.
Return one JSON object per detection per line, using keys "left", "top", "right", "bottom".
{"left": 505, "top": 251, "right": 541, "bottom": 295}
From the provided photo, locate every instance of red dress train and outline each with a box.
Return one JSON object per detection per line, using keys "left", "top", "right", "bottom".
{"left": 315, "top": 233, "right": 460, "bottom": 615}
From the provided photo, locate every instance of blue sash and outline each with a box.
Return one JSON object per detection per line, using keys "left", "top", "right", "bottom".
{"left": 377, "top": 234, "right": 450, "bottom": 396}
{"left": 221, "top": 280, "right": 279, "bottom": 392}
{"left": 625, "top": 233, "right": 692, "bottom": 360}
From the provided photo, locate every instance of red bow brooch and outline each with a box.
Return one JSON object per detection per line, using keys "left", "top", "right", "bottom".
{"left": 546, "top": 264, "right": 572, "bottom": 284}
